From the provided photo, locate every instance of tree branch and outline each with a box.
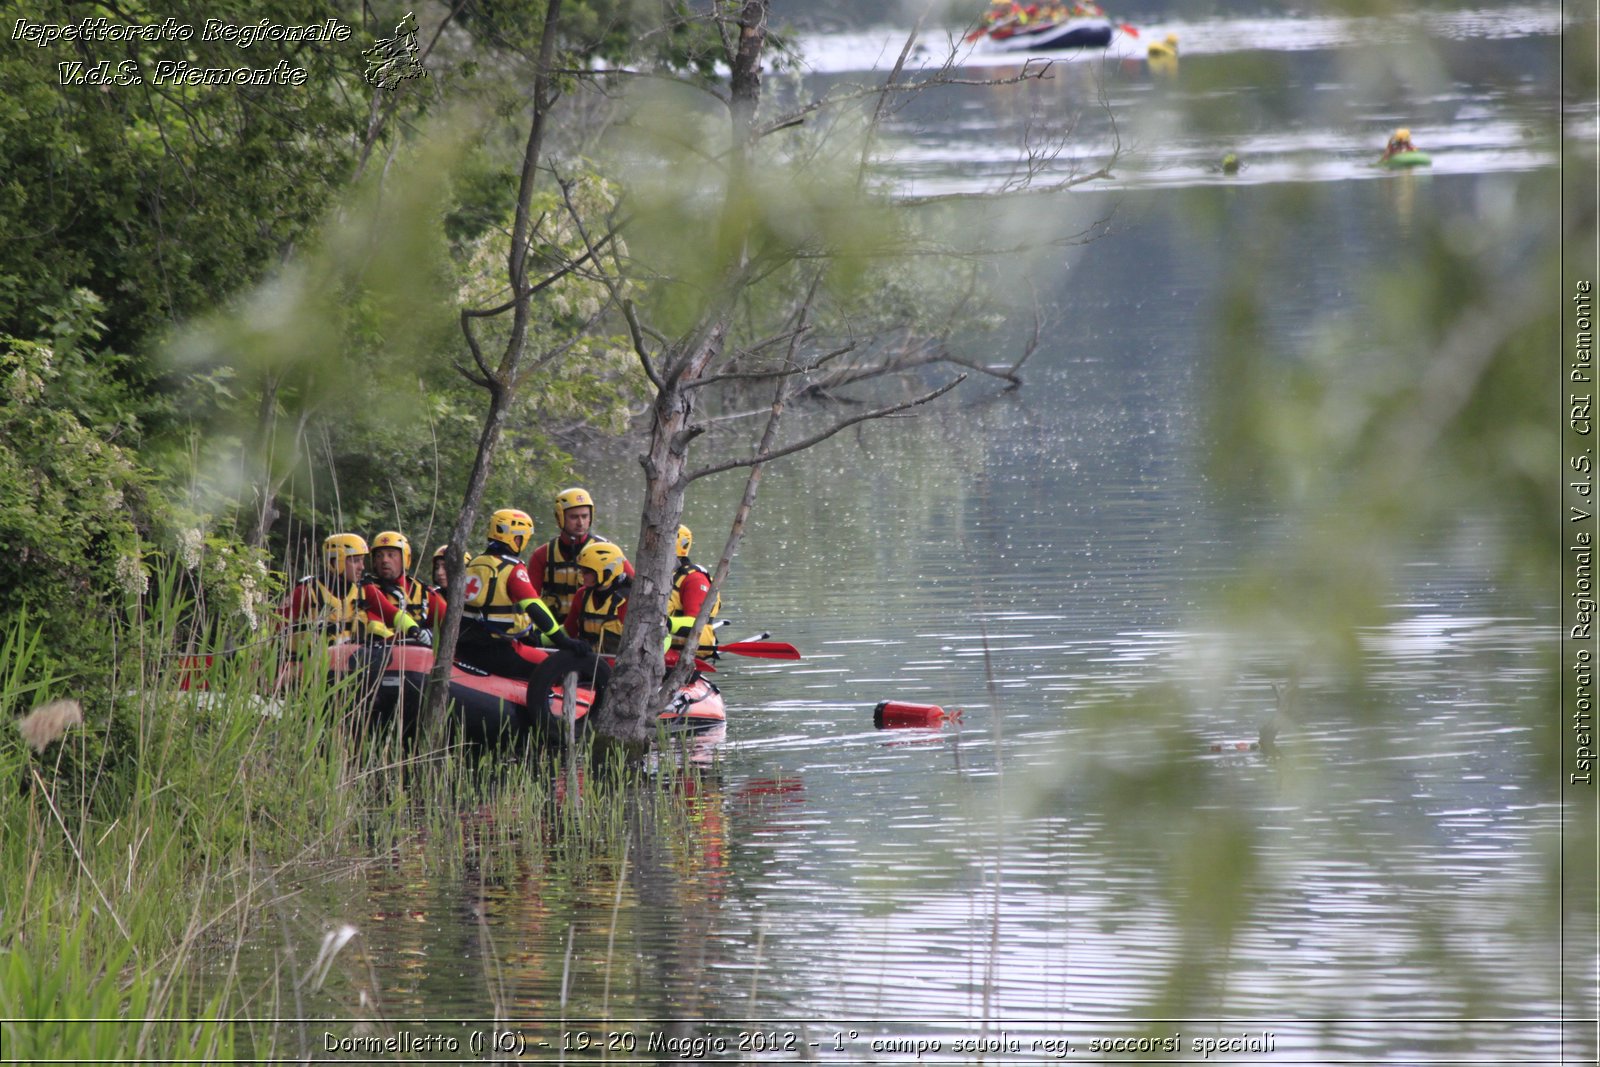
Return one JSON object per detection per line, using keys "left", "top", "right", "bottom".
{"left": 686, "top": 375, "right": 966, "bottom": 482}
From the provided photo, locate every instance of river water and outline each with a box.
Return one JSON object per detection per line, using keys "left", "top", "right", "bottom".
{"left": 253, "top": 8, "right": 1585, "bottom": 1064}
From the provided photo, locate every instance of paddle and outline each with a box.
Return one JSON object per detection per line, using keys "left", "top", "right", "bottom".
{"left": 716, "top": 640, "right": 801, "bottom": 660}
{"left": 666, "top": 649, "right": 718, "bottom": 673}
{"left": 596, "top": 650, "right": 717, "bottom": 673}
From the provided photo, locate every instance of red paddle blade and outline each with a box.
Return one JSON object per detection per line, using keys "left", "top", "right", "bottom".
{"left": 716, "top": 640, "right": 801, "bottom": 660}
{"left": 662, "top": 650, "right": 717, "bottom": 673}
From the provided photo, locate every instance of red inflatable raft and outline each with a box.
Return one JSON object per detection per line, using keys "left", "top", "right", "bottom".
{"left": 328, "top": 642, "right": 725, "bottom": 749}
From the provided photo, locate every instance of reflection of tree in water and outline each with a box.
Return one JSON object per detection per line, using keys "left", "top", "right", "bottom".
{"left": 345, "top": 761, "right": 770, "bottom": 1030}
{"left": 626, "top": 766, "right": 812, "bottom": 1026}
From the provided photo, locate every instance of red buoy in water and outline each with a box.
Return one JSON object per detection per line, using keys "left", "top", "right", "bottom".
{"left": 874, "top": 701, "right": 948, "bottom": 729}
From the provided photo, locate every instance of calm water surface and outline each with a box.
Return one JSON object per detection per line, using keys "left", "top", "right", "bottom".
{"left": 252, "top": 11, "right": 1582, "bottom": 1063}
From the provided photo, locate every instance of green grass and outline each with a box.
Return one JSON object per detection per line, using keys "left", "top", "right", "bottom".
{"left": 1, "top": 561, "right": 706, "bottom": 1058}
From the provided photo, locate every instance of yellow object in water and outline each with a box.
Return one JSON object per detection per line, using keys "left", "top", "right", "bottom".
{"left": 1147, "top": 32, "right": 1178, "bottom": 59}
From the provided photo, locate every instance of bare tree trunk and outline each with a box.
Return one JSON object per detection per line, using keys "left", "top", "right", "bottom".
{"left": 658, "top": 388, "right": 784, "bottom": 700}
{"left": 601, "top": 325, "right": 727, "bottom": 745}
{"left": 591, "top": 0, "right": 1059, "bottom": 746}
{"left": 595, "top": 1, "right": 770, "bottom": 747}
{"left": 422, "top": 0, "right": 567, "bottom": 737}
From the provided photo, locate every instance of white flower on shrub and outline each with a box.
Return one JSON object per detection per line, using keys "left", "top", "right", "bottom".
{"left": 179, "top": 529, "right": 204, "bottom": 570}
{"left": 115, "top": 553, "right": 148, "bottom": 597}
{"left": 238, "top": 573, "right": 262, "bottom": 630}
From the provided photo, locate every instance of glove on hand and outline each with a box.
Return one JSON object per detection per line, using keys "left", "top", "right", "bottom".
{"left": 553, "top": 630, "right": 590, "bottom": 658}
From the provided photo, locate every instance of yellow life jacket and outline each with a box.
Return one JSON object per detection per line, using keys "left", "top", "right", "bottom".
{"left": 540, "top": 534, "right": 612, "bottom": 620}
{"left": 462, "top": 551, "right": 531, "bottom": 638}
{"left": 577, "top": 585, "right": 627, "bottom": 655}
{"left": 375, "top": 576, "right": 431, "bottom": 620}
{"left": 364, "top": 576, "right": 431, "bottom": 637}
{"left": 290, "top": 575, "right": 364, "bottom": 650}
{"left": 667, "top": 560, "right": 720, "bottom": 655}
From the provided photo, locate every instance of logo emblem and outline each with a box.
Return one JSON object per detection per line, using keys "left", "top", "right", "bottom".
{"left": 463, "top": 575, "right": 484, "bottom": 601}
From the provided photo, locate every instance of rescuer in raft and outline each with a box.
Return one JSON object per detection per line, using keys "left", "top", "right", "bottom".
{"left": 429, "top": 544, "right": 452, "bottom": 600}
{"left": 667, "top": 525, "right": 721, "bottom": 658}
{"left": 361, "top": 530, "right": 444, "bottom": 644}
{"left": 526, "top": 539, "right": 628, "bottom": 715}
{"left": 564, "top": 541, "right": 632, "bottom": 656}
{"left": 282, "top": 532, "right": 369, "bottom": 650}
{"left": 527, "top": 487, "right": 633, "bottom": 621}
{"left": 1379, "top": 127, "right": 1416, "bottom": 163}
{"left": 457, "top": 507, "right": 592, "bottom": 679}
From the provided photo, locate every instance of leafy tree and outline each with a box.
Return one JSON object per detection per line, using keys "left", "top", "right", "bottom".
{"left": 0, "top": 0, "right": 369, "bottom": 360}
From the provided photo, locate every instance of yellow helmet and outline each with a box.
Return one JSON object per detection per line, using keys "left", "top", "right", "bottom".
{"left": 577, "top": 541, "right": 628, "bottom": 588}
{"left": 487, "top": 508, "right": 535, "bottom": 554}
{"left": 323, "top": 533, "right": 368, "bottom": 573}
{"left": 1395, "top": 127, "right": 1411, "bottom": 141}
{"left": 675, "top": 525, "right": 693, "bottom": 557}
{"left": 370, "top": 530, "right": 412, "bottom": 571}
{"left": 554, "top": 487, "right": 595, "bottom": 527}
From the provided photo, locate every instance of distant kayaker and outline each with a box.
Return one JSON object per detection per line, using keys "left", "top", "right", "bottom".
{"left": 361, "top": 530, "right": 443, "bottom": 644}
{"left": 527, "top": 487, "right": 633, "bottom": 620}
{"left": 458, "top": 507, "right": 589, "bottom": 679}
{"left": 667, "top": 525, "right": 721, "bottom": 658}
{"left": 1379, "top": 127, "right": 1416, "bottom": 163}
{"left": 282, "top": 532, "right": 368, "bottom": 650}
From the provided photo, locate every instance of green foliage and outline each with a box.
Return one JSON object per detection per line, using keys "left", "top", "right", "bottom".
{"left": 0, "top": 295, "right": 152, "bottom": 658}
{"left": 0, "top": 0, "right": 413, "bottom": 667}
{"left": 166, "top": 125, "right": 648, "bottom": 546}
{"left": 0, "top": 0, "right": 370, "bottom": 357}
{"left": 0, "top": 0, "right": 766, "bottom": 651}
{"left": 0, "top": 571, "right": 367, "bottom": 1057}
{"left": 0, "top": 913, "right": 236, "bottom": 1063}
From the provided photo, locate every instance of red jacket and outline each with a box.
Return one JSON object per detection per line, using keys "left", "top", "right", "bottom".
{"left": 673, "top": 567, "right": 713, "bottom": 619}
